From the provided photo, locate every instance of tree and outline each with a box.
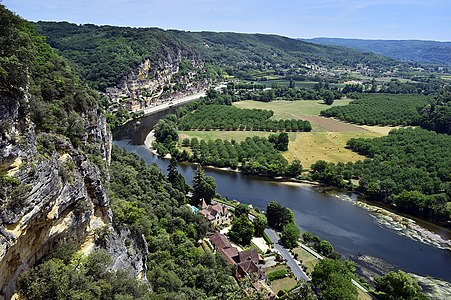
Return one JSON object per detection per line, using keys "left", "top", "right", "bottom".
{"left": 286, "top": 159, "right": 302, "bottom": 177}
{"left": 192, "top": 166, "right": 216, "bottom": 204}
{"left": 253, "top": 214, "right": 268, "bottom": 237}
{"left": 268, "top": 132, "right": 289, "bottom": 151}
{"left": 281, "top": 223, "right": 300, "bottom": 249}
{"left": 312, "top": 258, "right": 357, "bottom": 300}
{"left": 375, "top": 271, "right": 427, "bottom": 300}
{"left": 286, "top": 283, "right": 317, "bottom": 300}
{"left": 154, "top": 119, "right": 178, "bottom": 145}
{"left": 229, "top": 214, "right": 254, "bottom": 245}
{"left": 167, "top": 158, "right": 189, "bottom": 194}
{"left": 235, "top": 203, "right": 250, "bottom": 217}
{"left": 318, "top": 240, "right": 334, "bottom": 257}
{"left": 266, "top": 201, "right": 295, "bottom": 231}
{"left": 323, "top": 90, "right": 335, "bottom": 105}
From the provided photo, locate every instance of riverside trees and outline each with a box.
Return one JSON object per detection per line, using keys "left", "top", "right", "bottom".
{"left": 180, "top": 136, "right": 302, "bottom": 177}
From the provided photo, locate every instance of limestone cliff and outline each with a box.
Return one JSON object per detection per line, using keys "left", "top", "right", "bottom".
{"left": 0, "top": 5, "right": 147, "bottom": 299}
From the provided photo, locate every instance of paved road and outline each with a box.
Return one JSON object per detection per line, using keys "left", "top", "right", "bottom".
{"left": 264, "top": 228, "right": 310, "bottom": 281}
{"left": 140, "top": 90, "right": 206, "bottom": 116}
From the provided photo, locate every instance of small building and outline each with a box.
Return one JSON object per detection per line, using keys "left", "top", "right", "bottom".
{"left": 124, "top": 100, "right": 140, "bottom": 112}
{"left": 199, "top": 200, "right": 231, "bottom": 227}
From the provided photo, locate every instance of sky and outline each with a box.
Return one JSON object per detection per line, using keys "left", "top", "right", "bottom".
{"left": 3, "top": 0, "right": 451, "bottom": 41}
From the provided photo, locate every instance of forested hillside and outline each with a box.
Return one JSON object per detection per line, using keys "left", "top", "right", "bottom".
{"left": 33, "top": 21, "right": 199, "bottom": 90}
{"left": 35, "top": 21, "right": 404, "bottom": 90}
{"left": 307, "top": 38, "right": 451, "bottom": 66}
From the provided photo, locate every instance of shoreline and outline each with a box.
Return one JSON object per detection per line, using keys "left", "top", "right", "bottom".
{"left": 143, "top": 129, "right": 451, "bottom": 249}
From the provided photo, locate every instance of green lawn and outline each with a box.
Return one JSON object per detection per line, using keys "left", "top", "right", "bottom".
{"left": 233, "top": 99, "right": 353, "bottom": 118}
{"left": 263, "top": 264, "right": 289, "bottom": 273}
{"left": 270, "top": 277, "right": 298, "bottom": 294}
{"left": 292, "top": 247, "right": 319, "bottom": 276}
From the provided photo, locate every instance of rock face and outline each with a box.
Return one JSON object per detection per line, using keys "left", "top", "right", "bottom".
{"left": 0, "top": 90, "right": 146, "bottom": 299}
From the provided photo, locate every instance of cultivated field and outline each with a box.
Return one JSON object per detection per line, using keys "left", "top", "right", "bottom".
{"left": 283, "top": 131, "right": 381, "bottom": 167}
{"left": 179, "top": 100, "right": 393, "bottom": 167}
{"left": 233, "top": 99, "right": 352, "bottom": 120}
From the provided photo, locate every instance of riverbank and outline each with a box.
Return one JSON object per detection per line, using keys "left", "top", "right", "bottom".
{"left": 144, "top": 129, "right": 451, "bottom": 250}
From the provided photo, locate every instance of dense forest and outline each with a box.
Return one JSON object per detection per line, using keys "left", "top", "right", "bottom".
{"left": 320, "top": 94, "right": 430, "bottom": 126}
{"left": 34, "top": 21, "right": 408, "bottom": 90}
{"left": 311, "top": 128, "right": 451, "bottom": 222}
{"left": 308, "top": 37, "right": 451, "bottom": 66}
{"left": 33, "top": 21, "right": 200, "bottom": 90}
{"left": 178, "top": 105, "right": 312, "bottom": 132}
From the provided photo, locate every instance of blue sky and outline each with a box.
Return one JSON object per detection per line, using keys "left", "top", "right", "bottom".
{"left": 3, "top": 0, "right": 451, "bottom": 41}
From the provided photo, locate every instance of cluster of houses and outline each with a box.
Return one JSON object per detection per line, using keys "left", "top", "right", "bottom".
{"left": 103, "top": 58, "right": 208, "bottom": 113}
{"left": 194, "top": 200, "right": 275, "bottom": 299}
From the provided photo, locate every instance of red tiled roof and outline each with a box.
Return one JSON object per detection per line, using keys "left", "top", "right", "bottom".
{"left": 238, "top": 249, "right": 260, "bottom": 264}
{"left": 209, "top": 233, "right": 232, "bottom": 250}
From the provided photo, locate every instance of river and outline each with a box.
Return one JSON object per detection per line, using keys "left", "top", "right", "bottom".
{"left": 114, "top": 112, "right": 451, "bottom": 297}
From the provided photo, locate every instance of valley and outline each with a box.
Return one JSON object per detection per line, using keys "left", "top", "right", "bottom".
{"left": 1, "top": 2, "right": 450, "bottom": 300}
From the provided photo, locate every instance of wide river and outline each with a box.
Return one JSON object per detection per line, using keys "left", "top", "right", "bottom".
{"left": 114, "top": 111, "right": 451, "bottom": 289}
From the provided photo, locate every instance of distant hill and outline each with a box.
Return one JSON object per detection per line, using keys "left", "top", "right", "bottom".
{"left": 306, "top": 38, "right": 451, "bottom": 66}
{"left": 34, "top": 22, "right": 403, "bottom": 90}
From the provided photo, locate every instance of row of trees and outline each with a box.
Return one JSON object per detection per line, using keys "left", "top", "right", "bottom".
{"left": 180, "top": 137, "right": 302, "bottom": 177}
{"left": 178, "top": 104, "right": 312, "bottom": 132}
{"left": 311, "top": 128, "right": 451, "bottom": 222}
{"left": 320, "top": 93, "right": 430, "bottom": 126}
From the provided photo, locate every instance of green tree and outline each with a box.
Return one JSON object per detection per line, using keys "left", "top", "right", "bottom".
{"left": 318, "top": 240, "right": 334, "bottom": 257}
{"left": 253, "top": 214, "right": 268, "bottom": 237}
{"left": 266, "top": 201, "right": 294, "bottom": 230}
{"left": 281, "top": 223, "right": 300, "bottom": 249}
{"left": 286, "top": 159, "right": 303, "bottom": 177}
{"left": 323, "top": 90, "right": 335, "bottom": 105}
{"left": 192, "top": 166, "right": 216, "bottom": 204}
{"left": 312, "top": 258, "right": 357, "bottom": 300}
{"left": 229, "top": 214, "right": 254, "bottom": 245}
{"left": 167, "top": 158, "right": 189, "bottom": 194}
{"left": 235, "top": 203, "right": 250, "bottom": 217}
{"left": 375, "top": 271, "right": 427, "bottom": 300}
{"left": 154, "top": 119, "right": 179, "bottom": 146}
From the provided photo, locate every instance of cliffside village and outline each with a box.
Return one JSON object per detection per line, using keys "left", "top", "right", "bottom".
{"left": 103, "top": 58, "right": 209, "bottom": 113}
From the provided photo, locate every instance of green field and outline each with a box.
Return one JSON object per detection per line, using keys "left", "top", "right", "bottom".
{"left": 233, "top": 99, "right": 353, "bottom": 119}
{"left": 285, "top": 131, "right": 382, "bottom": 167}
{"left": 292, "top": 247, "right": 319, "bottom": 275}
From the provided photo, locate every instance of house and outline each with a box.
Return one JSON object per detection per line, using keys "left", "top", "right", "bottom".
{"left": 199, "top": 200, "right": 231, "bottom": 227}
{"left": 234, "top": 260, "right": 267, "bottom": 282}
{"left": 209, "top": 233, "right": 238, "bottom": 264}
{"left": 234, "top": 249, "right": 266, "bottom": 281}
{"left": 124, "top": 100, "right": 140, "bottom": 112}
{"left": 209, "top": 233, "right": 267, "bottom": 283}
{"left": 236, "top": 249, "right": 260, "bottom": 265}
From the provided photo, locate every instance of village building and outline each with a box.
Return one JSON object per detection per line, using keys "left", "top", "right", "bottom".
{"left": 198, "top": 200, "right": 231, "bottom": 227}
{"left": 208, "top": 233, "right": 267, "bottom": 283}
{"left": 124, "top": 99, "right": 141, "bottom": 112}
